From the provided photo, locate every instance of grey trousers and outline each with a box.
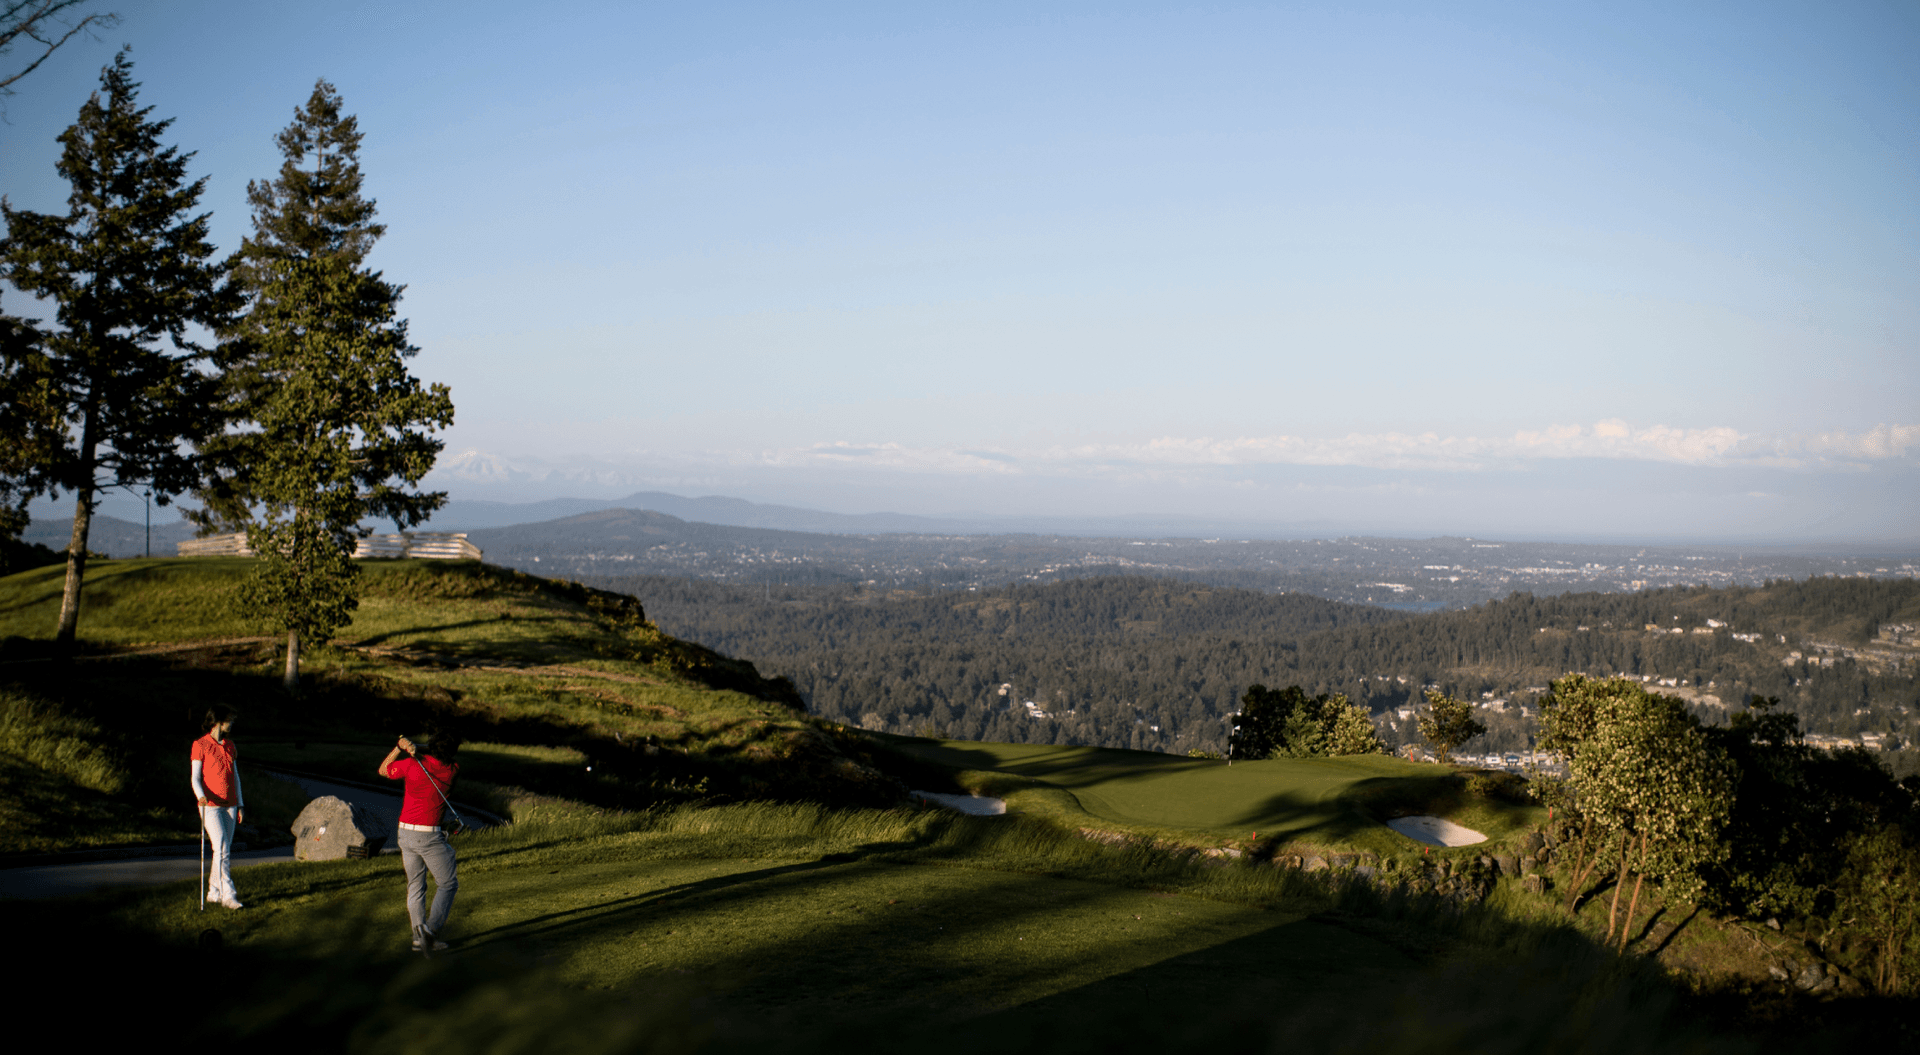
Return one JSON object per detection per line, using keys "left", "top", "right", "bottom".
{"left": 397, "top": 828, "right": 458, "bottom": 939}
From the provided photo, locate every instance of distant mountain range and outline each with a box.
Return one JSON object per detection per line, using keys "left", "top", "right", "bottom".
{"left": 22, "top": 515, "right": 200, "bottom": 559}
{"left": 420, "top": 490, "right": 1355, "bottom": 539}
{"left": 426, "top": 492, "right": 977, "bottom": 534}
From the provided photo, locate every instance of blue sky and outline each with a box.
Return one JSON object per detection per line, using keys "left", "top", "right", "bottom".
{"left": 5, "top": 1, "right": 1917, "bottom": 542}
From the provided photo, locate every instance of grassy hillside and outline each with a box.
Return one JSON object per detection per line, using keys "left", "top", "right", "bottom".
{"left": 0, "top": 558, "right": 903, "bottom": 854}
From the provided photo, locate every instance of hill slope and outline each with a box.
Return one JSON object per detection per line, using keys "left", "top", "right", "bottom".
{"left": 0, "top": 558, "right": 906, "bottom": 855}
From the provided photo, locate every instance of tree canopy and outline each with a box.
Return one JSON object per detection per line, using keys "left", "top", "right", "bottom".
{"left": 1416, "top": 689, "right": 1485, "bottom": 765}
{"left": 196, "top": 80, "right": 451, "bottom": 688}
{"left": 0, "top": 50, "right": 234, "bottom": 643}
{"left": 1231, "top": 683, "right": 1383, "bottom": 760}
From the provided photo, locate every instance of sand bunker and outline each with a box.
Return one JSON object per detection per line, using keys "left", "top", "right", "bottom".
{"left": 911, "top": 791, "right": 1007, "bottom": 816}
{"left": 1386, "top": 815, "right": 1487, "bottom": 847}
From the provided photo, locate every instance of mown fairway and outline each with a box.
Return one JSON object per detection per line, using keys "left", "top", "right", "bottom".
{"left": 35, "top": 801, "right": 1459, "bottom": 1051}
{"left": 898, "top": 740, "right": 1540, "bottom": 854}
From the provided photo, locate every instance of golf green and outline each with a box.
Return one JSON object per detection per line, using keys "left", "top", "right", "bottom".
{"left": 898, "top": 741, "right": 1493, "bottom": 845}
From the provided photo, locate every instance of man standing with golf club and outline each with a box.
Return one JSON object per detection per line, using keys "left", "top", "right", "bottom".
{"left": 190, "top": 705, "right": 245, "bottom": 910}
{"left": 380, "top": 730, "right": 461, "bottom": 954}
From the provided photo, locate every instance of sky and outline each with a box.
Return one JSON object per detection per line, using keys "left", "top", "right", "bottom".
{"left": 4, "top": 1, "right": 1917, "bottom": 543}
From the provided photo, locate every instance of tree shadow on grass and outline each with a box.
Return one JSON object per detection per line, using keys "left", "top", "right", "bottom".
{"left": 454, "top": 848, "right": 908, "bottom": 951}
{"left": 347, "top": 615, "right": 579, "bottom": 650}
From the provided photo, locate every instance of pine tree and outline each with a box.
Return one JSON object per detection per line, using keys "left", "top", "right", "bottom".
{"left": 0, "top": 49, "right": 235, "bottom": 644}
{"left": 198, "top": 79, "right": 453, "bottom": 689}
{"left": 0, "top": 297, "right": 59, "bottom": 550}
{"left": 1416, "top": 689, "right": 1485, "bottom": 765}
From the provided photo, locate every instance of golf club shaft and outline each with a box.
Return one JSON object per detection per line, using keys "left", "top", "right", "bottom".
{"left": 418, "top": 764, "right": 465, "bottom": 828}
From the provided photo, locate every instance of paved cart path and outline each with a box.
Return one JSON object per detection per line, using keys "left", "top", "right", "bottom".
{"left": 0, "top": 771, "right": 414, "bottom": 901}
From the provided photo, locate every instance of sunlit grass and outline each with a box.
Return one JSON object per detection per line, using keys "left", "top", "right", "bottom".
{"left": 897, "top": 738, "right": 1544, "bottom": 856}
{"left": 36, "top": 799, "right": 1762, "bottom": 1055}
{"left": 100, "top": 801, "right": 1382, "bottom": 1020}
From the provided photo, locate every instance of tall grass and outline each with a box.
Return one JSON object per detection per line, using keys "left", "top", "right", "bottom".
{"left": 0, "top": 689, "right": 125, "bottom": 793}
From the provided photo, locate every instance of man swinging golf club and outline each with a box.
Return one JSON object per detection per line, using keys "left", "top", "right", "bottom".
{"left": 190, "top": 705, "right": 245, "bottom": 910}
{"left": 379, "top": 729, "right": 461, "bottom": 954}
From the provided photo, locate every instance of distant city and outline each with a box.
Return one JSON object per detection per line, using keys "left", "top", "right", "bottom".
{"left": 32, "top": 491, "right": 1918, "bottom": 611}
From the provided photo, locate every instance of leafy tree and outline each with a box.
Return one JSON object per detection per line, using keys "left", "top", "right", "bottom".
{"left": 1230, "top": 683, "right": 1298, "bottom": 761}
{"left": 1232, "top": 683, "right": 1383, "bottom": 759}
{"left": 0, "top": 50, "right": 234, "bottom": 644}
{"left": 1416, "top": 689, "right": 1485, "bottom": 765}
{"left": 1546, "top": 675, "right": 1737, "bottom": 950}
{"left": 1322, "top": 695, "right": 1385, "bottom": 756}
{"left": 0, "top": 1, "right": 118, "bottom": 103}
{"left": 1835, "top": 824, "right": 1920, "bottom": 995}
{"left": 1275, "top": 706, "right": 1327, "bottom": 757}
{"left": 197, "top": 80, "right": 452, "bottom": 689}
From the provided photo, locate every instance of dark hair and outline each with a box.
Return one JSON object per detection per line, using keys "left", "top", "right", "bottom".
{"left": 422, "top": 729, "right": 461, "bottom": 761}
{"left": 201, "top": 704, "right": 239, "bottom": 733}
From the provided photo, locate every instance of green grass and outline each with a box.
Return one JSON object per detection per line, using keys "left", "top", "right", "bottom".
{"left": 0, "top": 559, "right": 901, "bottom": 855}
{"left": 239, "top": 765, "right": 314, "bottom": 845}
{"left": 26, "top": 803, "right": 1495, "bottom": 1025}
{"left": 893, "top": 738, "right": 1543, "bottom": 857}
{"left": 0, "top": 558, "right": 264, "bottom": 643}
{"left": 83, "top": 803, "right": 1363, "bottom": 1012}
{"left": 16, "top": 799, "right": 1840, "bottom": 1054}
{"left": 0, "top": 557, "right": 643, "bottom": 658}
{"left": 7, "top": 558, "right": 1905, "bottom": 1052}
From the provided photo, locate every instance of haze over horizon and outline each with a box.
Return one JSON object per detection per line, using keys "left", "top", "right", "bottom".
{"left": 5, "top": 2, "right": 1916, "bottom": 544}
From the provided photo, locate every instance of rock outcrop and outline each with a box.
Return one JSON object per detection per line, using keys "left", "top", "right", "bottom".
{"left": 291, "top": 796, "right": 387, "bottom": 861}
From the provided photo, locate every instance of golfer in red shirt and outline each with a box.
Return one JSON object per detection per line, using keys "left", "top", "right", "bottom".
{"left": 190, "top": 705, "right": 245, "bottom": 909}
{"left": 380, "top": 732, "right": 460, "bottom": 953}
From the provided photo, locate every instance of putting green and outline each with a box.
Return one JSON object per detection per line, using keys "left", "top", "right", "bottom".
{"left": 896, "top": 740, "right": 1520, "bottom": 849}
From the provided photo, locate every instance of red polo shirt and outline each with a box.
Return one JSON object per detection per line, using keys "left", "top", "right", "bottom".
{"left": 191, "top": 733, "right": 239, "bottom": 806}
{"left": 385, "top": 755, "right": 459, "bottom": 827}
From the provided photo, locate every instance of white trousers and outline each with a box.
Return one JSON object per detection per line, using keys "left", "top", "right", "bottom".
{"left": 201, "top": 805, "right": 237, "bottom": 903}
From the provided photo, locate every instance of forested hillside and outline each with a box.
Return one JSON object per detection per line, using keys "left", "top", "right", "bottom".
{"left": 599, "top": 574, "right": 1920, "bottom": 764}
{"left": 595, "top": 576, "right": 1406, "bottom": 754}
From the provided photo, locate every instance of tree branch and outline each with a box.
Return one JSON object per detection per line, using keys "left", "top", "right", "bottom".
{"left": 0, "top": 3, "right": 120, "bottom": 94}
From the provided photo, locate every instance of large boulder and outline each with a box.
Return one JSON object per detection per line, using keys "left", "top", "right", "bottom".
{"left": 291, "top": 796, "right": 387, "bottom": 861}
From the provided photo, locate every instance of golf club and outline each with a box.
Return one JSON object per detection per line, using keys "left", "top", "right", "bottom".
{"left": 198, "top": 811, "right": 206, "bottom": 911}
{"left": 420, "top": 767, "right": 467, "bottom": 833}
{"left": 405, "top": 738, "right": 469, "bottom": 834}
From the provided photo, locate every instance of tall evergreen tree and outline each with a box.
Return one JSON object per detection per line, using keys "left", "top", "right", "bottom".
{"left": 0, "top": 50, "right": 234, "bottom": 644}
{"left": 0, "top": 296, "right": 59, "bottom": 549}
{"left": 197, "top": 80, "right": 453, "bottom": 689}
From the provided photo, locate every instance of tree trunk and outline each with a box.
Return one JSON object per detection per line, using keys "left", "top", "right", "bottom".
{"left": 1604, "top": 831, "right": 1631, "bottom": 941}
{"left": 53, "top": 406, "right": 100, "bottom": 648}
{"left": 1618, "top": 831, "right": 1649, "bottom": 952}
{"left": 1561, "top": 814, "right": 1600, "bottom": 915}
{"left": 283, "top": 628, "right": 300, "bottom": 691}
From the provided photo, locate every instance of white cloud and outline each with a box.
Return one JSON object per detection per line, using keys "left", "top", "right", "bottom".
{"left": 746, "top": 421, "right": 1920, "bottom": 477}
{"left": 428, "top": 422, "right": 1919, "bottom": 496}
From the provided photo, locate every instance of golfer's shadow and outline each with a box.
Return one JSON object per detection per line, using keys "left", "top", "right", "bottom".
{"left": 454, "top": 839, "right": 923, "bottom": 951}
